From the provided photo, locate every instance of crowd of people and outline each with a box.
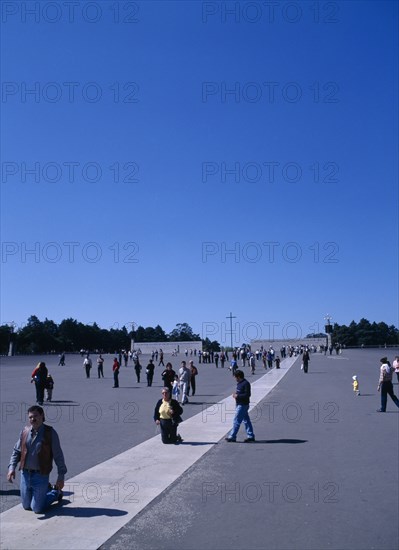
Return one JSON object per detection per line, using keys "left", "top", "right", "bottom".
{"left": 8, "top": 347, "right": 399, "bottom": 515}
{"left": 29, "top": 343, "right": 336, "bottom": 403}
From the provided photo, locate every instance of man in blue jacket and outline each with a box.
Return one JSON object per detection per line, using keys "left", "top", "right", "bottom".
{"left": 225, "top": 370, "right": 255, "bottom": 443}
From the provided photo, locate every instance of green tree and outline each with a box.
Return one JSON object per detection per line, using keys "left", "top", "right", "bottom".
{"left": 332, "top": 318, "right": 399, "bottom": 346}
{"left": 168, "top": 323, "right": 200, "bottom": 342}
{"left": 202, "top": 337, "right": 221, "bottom": 352}
{"left": 0, "top": 325, "right": 13, "bottom": 355}
{"left": 58, "top": 318, "right": 84, "bottom": 351}
{"left": 17, "top": 316, "right": 48, "bottom": 353}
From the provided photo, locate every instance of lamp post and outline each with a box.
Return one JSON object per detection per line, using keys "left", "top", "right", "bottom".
{"left": 128, "top": 322, "right": 137, "bottom": 352}
{"left": 324, "top": 314, "right": 333, "bottom": 350}
{"left": 7, "top": 321, "right": 16, "bottom": 356}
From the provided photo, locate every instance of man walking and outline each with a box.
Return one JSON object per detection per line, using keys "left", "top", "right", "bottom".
{"left": 31, "top": 362, "right": 48, "bottom": 405}
{"left": 377, "top": 357, "right": 399, "bottom": 412}
{"left": 302, "top": 349, "right": 310, "bottom": 373}
{"left": 7, "top": 405, "right": 67, "bottom": 513}
{"left": 178, "top": 361, "right": 190, "bottom": 405}
{"left": 83, "top": 355, "right": 92, "bottom": 378}
{"left": 225, "top": 370, "right": 255, "bottom": 443}
{"left": 188, "top": 360, "right": 198, "bottom": 396}
{"left": 146, "top": 358, "right": 155, "bottom": 387}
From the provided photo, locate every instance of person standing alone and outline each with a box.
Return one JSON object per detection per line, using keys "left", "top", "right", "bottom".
{"left": 188, "top": 360, "right": 198, "bottom": 397}
{"left": 97, "top": 355, "right": 105, "bottom": 378}
{"left": 113, "top": 357, "right": 120, "bottom": 388}
{"left": 83, "top": 355, "right": 92, "bottom": 378}
{"left": 302, "top": 349, "right": 310, "bottom": 373}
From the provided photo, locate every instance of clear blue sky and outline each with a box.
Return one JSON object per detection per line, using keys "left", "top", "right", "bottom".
{"left": 1, "top": 0, "right": 398, "bottom": 345}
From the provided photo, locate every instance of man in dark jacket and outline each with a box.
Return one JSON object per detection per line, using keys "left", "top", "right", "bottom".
{"left": 146, "top": 359, "right": 155, "bottom": 386}
{"left": 225, "top": 370, "right": 255, "bottom": 443}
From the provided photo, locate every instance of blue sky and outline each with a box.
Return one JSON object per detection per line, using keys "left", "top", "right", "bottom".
{"left": 1, "top": 0, "right": 398, "bottom": 345}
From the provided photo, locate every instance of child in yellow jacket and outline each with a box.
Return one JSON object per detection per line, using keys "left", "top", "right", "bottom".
{"left": 352, "top": 375, "right": 360, "bottom": 396}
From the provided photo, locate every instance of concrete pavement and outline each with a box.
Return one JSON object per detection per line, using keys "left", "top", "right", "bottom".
{"left": 1, "top": 349, "right": 398, "bottom": 550}
{"left": 1, "top": 354, "right": 297, "bottom": 549}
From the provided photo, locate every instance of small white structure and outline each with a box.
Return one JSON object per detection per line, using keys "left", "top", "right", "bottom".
{"left": 131, "top": 340, "right": 202, "bottom": 354}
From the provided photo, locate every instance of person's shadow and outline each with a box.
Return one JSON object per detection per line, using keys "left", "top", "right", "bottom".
{"left": 248, "top": 439, "right": 308, "bottom": 444}
{"left": 38, "top": 498, "right": 128, "bottom": 519}
{"left": 0, "top": 488, "right": 20, "bottom": 497}
{"left": 180, "top": 441, "right": 218, "bottom": 446}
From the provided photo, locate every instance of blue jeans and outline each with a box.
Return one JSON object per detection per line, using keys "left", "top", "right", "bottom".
{"left": 228, "top": 404, "right": 255, "bottom": 440}
{"left": 20, "top": 470, "right": 59, "bottom": 513}
{"left": 179, "top": 382, "right": 188, "bottom": 404}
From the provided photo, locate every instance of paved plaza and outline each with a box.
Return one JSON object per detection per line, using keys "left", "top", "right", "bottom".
{"left": 0, "top": 349, "right": 398, "bottom": 550}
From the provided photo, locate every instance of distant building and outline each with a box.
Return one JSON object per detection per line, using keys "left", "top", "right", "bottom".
{"left": 131, "top": 341, "right": 202, "bottom": 354}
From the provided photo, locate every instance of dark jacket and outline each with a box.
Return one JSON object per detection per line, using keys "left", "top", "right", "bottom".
{"left": 32, "top": 364, "right": 48, "bottom": 386}
{"left": 146, "top": 362, "right": 155, "bottom": 375}
{"left": 161, "top": 368, "right": 176, "bottom": 386}
{"left": 153, "top": 398, "right": 183, "bottom": 424}
{"left": 235, "top": 378, "right": 251, "bottom": 406}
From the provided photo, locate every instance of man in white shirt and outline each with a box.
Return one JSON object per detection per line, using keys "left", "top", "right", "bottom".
{"left": 178, "top": 361, "right": 190, "bottom": 405}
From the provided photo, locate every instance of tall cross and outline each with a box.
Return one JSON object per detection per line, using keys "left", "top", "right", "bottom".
{"left": 226, "top": 312, "right": 237, "bottom": 350}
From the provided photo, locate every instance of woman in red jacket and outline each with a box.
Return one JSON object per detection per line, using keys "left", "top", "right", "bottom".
{"left": 112, "top": 357, "right": 120, "bottom": 388}
{"left": 31, "top": 362, "right": 48, "bottom": 405}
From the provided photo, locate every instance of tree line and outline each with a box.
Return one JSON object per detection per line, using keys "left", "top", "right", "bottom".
{"left": 330, "top": 318, "right": 398, "bottom": 347}
{"left": 0, "top": 317, "right": 209, "bottom": 355}
{"left": 1, "top": 315, "right": 396, "bottom": 355}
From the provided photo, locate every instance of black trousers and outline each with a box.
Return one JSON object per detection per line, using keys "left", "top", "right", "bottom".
{"left": 380, "top": 381, "right": 399, "bottom": 411}
{"left": 35, "top": 383, "right": 45, "bottom": 404}
{"left": 160, "top": 419, "right": 178, "bottom": 444}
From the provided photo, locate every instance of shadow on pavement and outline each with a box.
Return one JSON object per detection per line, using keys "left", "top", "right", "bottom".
{"left": 194, "top": 394, "right": 222, "bottom": 397}
{"left": 185, "top": 402, "right": 217, "bottom": 406}
{"left": 45, "top": 401, "right": 80, "bottom": 405}
{"left": 180, "top": 442, "right": 218, "bottom": 446}
{"left": 38, "top": 501, "right": 128, "bottom": 519}
{"left": 253, "top": 439, "right": 308, "bottom": 444}
{"left": 0, "top": 488, "right": 20, "bottom": 496}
